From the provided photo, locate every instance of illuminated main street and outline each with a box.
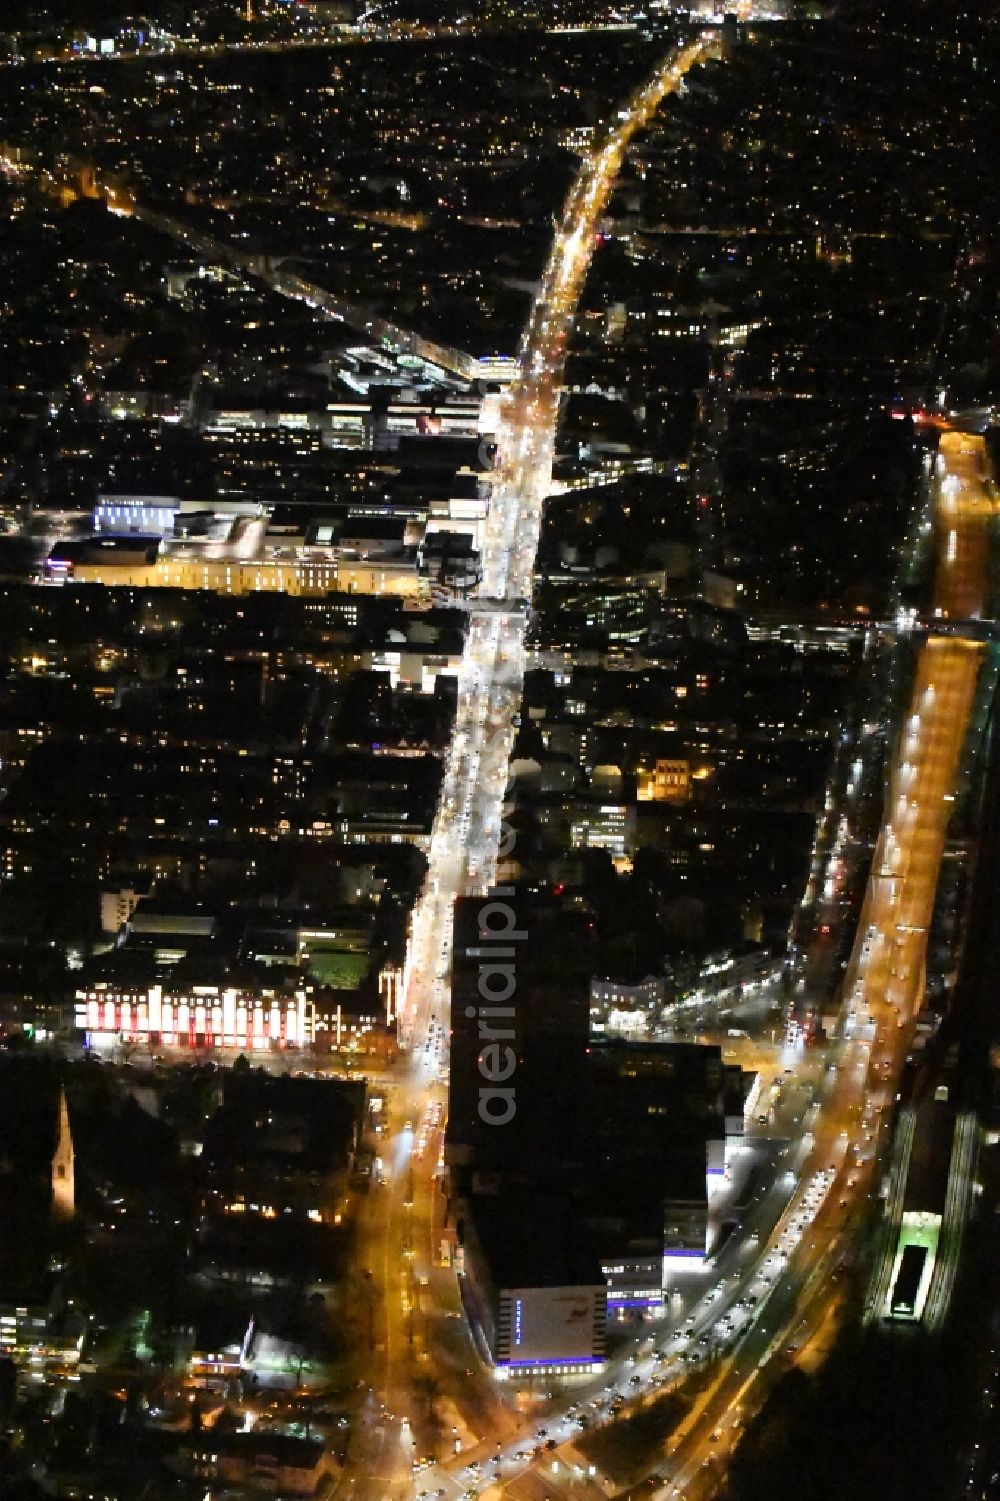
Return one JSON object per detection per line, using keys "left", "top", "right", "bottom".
{"left": 339, "top": 31, "right": 724, "bottom": 1501}
{"left": 5, "top": 22, "right": 488, "bottom": 69}
{"left": 479, "top": 34, "right": 723, "bottom": 611}
{"left": 8, "top": 19, "right": 643, "bottom": 70}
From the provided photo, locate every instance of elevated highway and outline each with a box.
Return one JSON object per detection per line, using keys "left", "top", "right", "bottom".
{"left": 638, "top": 437, "right": 1000, "bottom": 1498}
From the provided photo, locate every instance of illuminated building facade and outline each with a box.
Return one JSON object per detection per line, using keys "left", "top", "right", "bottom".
{"left": 589, "top": 973, "right": 665, "bottom": 1037}
{"left": 603, "top": 1253, "right": 664, "bottom": 1314}
{"left": 636, "top": 757, "right": 691, "bottom": 804}
{"left": 75, "top": 983, "right": 313, "bottom": 1051}
{"left": 458, "top": 1195, "right": 608, "bottom": 1380}
{"left": 0, "top": 1288, "right": 86, "bottom": 1367}
{"left": 568, "top": 803, "right": 635, "bottom": 862}
{"left": 48, "top": 551, "right": 425, "bottom": 600}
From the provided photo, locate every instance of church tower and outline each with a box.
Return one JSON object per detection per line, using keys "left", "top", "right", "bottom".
{"left": 51, "top": 1085, "right": 75, "bottom": 1220}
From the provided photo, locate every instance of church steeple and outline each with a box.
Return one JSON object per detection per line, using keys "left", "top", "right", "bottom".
{"left": 51, "top": 1085, "right": 75, "bottom": 1220}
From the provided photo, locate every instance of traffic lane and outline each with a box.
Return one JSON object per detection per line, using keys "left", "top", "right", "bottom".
{"left": 661, "top": 1233, "right": 852, "bottom": 1497}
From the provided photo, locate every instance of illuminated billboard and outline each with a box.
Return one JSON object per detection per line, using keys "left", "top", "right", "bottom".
{"left": 503, "top": 1285, "right": 603, "bottom": 1367}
